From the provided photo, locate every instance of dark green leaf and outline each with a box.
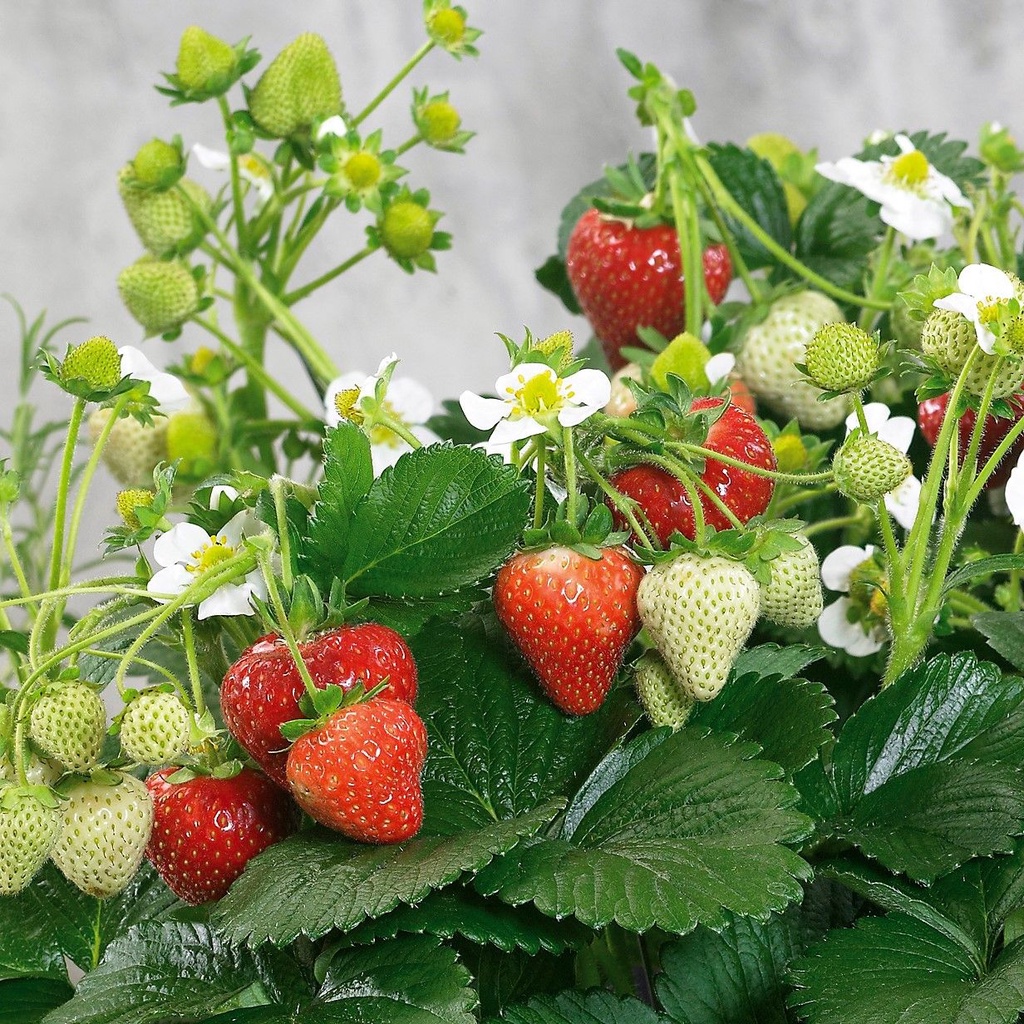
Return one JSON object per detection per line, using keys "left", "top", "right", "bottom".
{"left": 41, "top": 921, "right": 260, "bottom": 1024}
{"left": 944, "top": 555, "right": 1024, "bottom": 595}
{"left": 492, "top": 990, "right": 666, "bottom": 1024}
{"left": 464, "top": 946, "right": 575, "bottom": 1022}
{"left": 214, "top": 801, "right": 562, "bottom": 946}
{"left": 0, "top": 630, "right": 28, "bottom": 654}
{"left": 535, "top": 256, "right": 582, "bottom": 316}
{"left": 476, "top": 729, "right": 811, "bottom": 934}
{"left": 975, "top": 611, "right": 1024, "bottom": 673}
{"left": 705, "top": 144, "right": 792, "bottom": 269}
{"left": 0, "top": 978, "right": 73, "bottom": 1023}
{"left": 689, "top": 670, "right": 836, "bottom": 775}
{"left": 341, "top": 444, "right": 530, "bottom": 598}
{"left": 731, "top": 643, "right": 825, "bottom": 681}
{"left": 790, "top": 913, "right": 1024, "bottom": 1024}
{"left": 0, "top": 867, "right": 68, "bottom": 981}
{"left": 656, "top": 912, "right": 798, "bottom": 1024}
{"left": 794, "top": 182, "right": 879, "bottom": 292}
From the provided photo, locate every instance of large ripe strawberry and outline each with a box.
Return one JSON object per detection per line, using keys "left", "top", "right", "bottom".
{"left": 608, "top": 396, "right": 776, "bottom": 546}
{"left": 493, "top": 545, "right": 644, "bottom": 715}
{"left": 565, "top": 208, "right": 732, "bottom": 370}
{"left": 145, "top": 766, "right": 298, "bottom": 904}
{"left": 221, "top": 623, "right": 418, "bottom": 788}
{"left": 286, "top": 697, "right": 428, "bottom": 844}
{"left": 918, "top": 391, "right": 1024, "bottom": 489}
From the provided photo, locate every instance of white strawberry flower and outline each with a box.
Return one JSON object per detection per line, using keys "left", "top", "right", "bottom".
{"left": 460, "top": 363, "right": 611, "bottom": 446}
{"left": 1003, "top": 455, "right": 1024, "bottom": 527}
{"left": 147, "top": 488, "right": 266, "bottom": 620}
{"left": 816, "top": 134, "right": 970, "bottom": 240}
{"left": 933, "top": 263, "right": 1021, "bottom": 355}
{"left": 118, "top": 346, "right": 190, "bottom": 412}
{"left": 704, "top": 352, "right": 736, "bottom": 386}
{"left": 845, "top": 403, "right": 921, "bottom": 529}
{"left": 192, "top": 143, "right": 274, "bottom": 206}
{"left": 324, "top": 354, "right": 440, "bottom": 476}
{"left": 817, "top": 544, "right": 887, "bottom": 657}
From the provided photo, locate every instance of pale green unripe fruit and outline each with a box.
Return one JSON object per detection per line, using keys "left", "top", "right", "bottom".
{"left": 804, "top": 321, "right": 879, "bottom": 393}
{"left": 381, "top": 201, "right": 435, "bottom": 259}
{"left": 833, "top": 432, "right": 911, "bottom": 505}
{"left": 60, "top": 336, "right": 121, "bottom": 390}
{"left": 177, "top": 26, "right": 236, "bottom": 93}
{"left": 634, "top": 650, "right": 694, "bottom": 729}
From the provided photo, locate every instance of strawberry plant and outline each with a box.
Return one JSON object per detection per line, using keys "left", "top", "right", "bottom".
{"left": 10, "top": 17, "right": 1024, "bottom": 1024}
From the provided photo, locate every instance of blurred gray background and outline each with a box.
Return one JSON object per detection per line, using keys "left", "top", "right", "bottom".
{"left": 2, "top": 0, "right": 1023, "bottom": 417}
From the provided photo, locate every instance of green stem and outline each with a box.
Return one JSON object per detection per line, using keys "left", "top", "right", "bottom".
{"left": 695, "top": 174, "right": 764, "bottom": 303}
{"left": 533, "top": 444, "right": 547, "bottom": 529}
{"left": 667, "top": 163, "right": 704, "bottom": 338}
{"left": 47, "top": 398, "right": 85, "bottom": 594}
{"left": 578, "top": 450, "right": 659, "bottom": 552}
{"left": 218, "top": 96, "right": 249, "bottom": 255}
{"left": 1009, "top": 530, "right": 1024, "bottom": 613}
{"left": 257, "top": 550, "right": 318, "bottom": 699}
{"left": 393, "top": 134, "right": 424, "bottom": 158}
{"left": 283, "top": 245, "right": 378, "bottom": 305}
{"left": 857, "top": 226, "right": 896, "bottom": 331}
{"left": 562, "top": 426, "right": 579, "bottom": 524}
{"left": 1, "top": 516, "right": 33, "bottom": 602}
{"left": 180, "top": 611, "right": 205, "bottom": 716}
{"left": 803, "top": 513, "right": 866, "bottom": 538}
{"left": 270, "top": 477, "right": 294, "bottom": 592}
{"left": 351, "top": 41, "right": 436, "bottom": 127}
{"left": 670, "top": 441, "right": 834, "bottom": 484}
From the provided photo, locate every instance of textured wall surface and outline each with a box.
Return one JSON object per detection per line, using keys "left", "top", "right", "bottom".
{"left": 2, "top": 0, "right": 1024, "bottom": 411}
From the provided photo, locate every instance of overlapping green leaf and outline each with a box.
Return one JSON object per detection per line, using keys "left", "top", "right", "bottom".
{"left": 41, "top": 922, "right": 260, "bottom": 1024}
{"left": 476, "top": 729, "right": 811, "bottom": 934}
{"left": 492, "top": 990, "right": 666, "bottom": 1024}
{"left": 0, "top": 978, "right": 73, "bottom": 1023}
{"left": 794, "top": 182, "right": 878, "bottom": 292}
{"left": 339, "top": 444, "right": 530, "bottom": 597}
{"left": 731, "top": 643, "right": 825, "bottom": 682}
{"left": 215, "top": 801, "right": 562, "bottom": 947}
{"left": 975, "top": 610, "right": 1024, "bottom": 673}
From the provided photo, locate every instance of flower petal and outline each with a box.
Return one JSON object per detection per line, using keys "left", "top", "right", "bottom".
{"left": 192, "top": 143, "right": 230, "bottom": 171}
{"left": 817, "top": 598, "right": 884, "bottom": 656}
{"left": 147, "top": 563, "right": 193, "bottom": 602}
{"left": 153, "top": 523, "right": 211, "bottom": 567}
{"left": 878, "top": 414, "right": 916, "bottom": 454}
{"left": 317, "top": 115, "right": 349, "bottom": 140}
{"left": 821, "top": 544, "right": 875, "bottom": 592}
{"left": 197, "top": 582, "right": 257, "bottom": 620}
{"left": 959, "top": 263, "right": 1016, "bottom": 300}
{"left": 561, "top": 368, "right": 612, "bottom": 409}
{"left": 459, "top": 391, "right": 511, "bottom": 431}
{"left": 885, "top": 474, "right": 922, "bottom": 529}
{"left": 1005, "top": 457, "right": 1024, "bottom": 527}
{"left": 387, "top": 376, "right": 435, "bottom": 424}
{"left": 119, "top": 346, "right": 190, "bottom": 412}
{"left": 488, "top": 415, "right": 546, "bottom": 445}
{"left": 704, "top": 352, "right": 736, "bottom": 386}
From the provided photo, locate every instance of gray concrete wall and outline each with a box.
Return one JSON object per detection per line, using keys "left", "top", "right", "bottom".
{"left": 2, "top": 0, "right": 1023, "bottom": 410}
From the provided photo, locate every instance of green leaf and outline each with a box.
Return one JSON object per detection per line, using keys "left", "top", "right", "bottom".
{"left": 0, "top": 978, "right": 73, "bottom": 1023}
{"left": 40, "top": 921, "right": 260, "bottom": 1024}
{"left": 944, "top": 554, "right": 1024, "bottom": 595}
{"left": 790, "top": 913, "right": 1024, "bottom": 1024}
{"left": 413, "top": 615, "right": 636, "bottom": 836}
{"left": 794, "top": 182, "right": 879, "bottom": 292}
{"left": 340, "top": 444, "right": 530, "bottom": 598}
{"left": 656, "top": 912, "right": 798, "bottom": 1024}
{"left": 492, "top": 991, "right": 666, "bottom": 1024}
{"left": 0, "top": 630, "right": 28, "bottom": 654}
{"left": 824, "top": 652, "right": 1024, "bottom": 882}
{"left": 338, "top": 886, "right": 591, "bottom": 954}
{"left": 975, "top": 611, "right": 1024, "bottom": 672}
{"left": 214, "top": 801, "right": 562, "bottom": 947}
{"left": 705, "top": 144, "right": 791, "bottom": 270}
{"left": 731, "top": 643, "right": 825, "bottom": 681}
{"left": 535, "top": 256, "right": 582, "bottom": 316}
{"left": 689, "top": 670, "right": 836, "bottom": 775}
{"left": 476, "top": 729, "right": 811, "bottom": 934}
{"left": 0, "top": 869, "right": 68, "bottom": 981}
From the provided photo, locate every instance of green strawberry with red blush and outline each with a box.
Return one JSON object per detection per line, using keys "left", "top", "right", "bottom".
{"left": 566, "top": 207, "right": 732, "bottom": 370}
{"left": 220, "top": 623, "right": 417, "bottom": 787}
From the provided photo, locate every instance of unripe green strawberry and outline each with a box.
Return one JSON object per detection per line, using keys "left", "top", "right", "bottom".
{"left": 118, "top": 166, "right": 211, "bottom": 257}
{"left": 891, "top": 298, "right": 924, "bottom": 349}
{"left": 248, "top": 33, "right": 342, "bottom": 138}
{"left": 89, "top": 409, "right": 169, "bottom": 487}
{"left": 804, "top": 321, "right": 879, "bottom": 393}
{"left": 0, "top": 785, "right": 63, "bottom": 895}
{"left": 650, "top": 332, "right": 711, "bottom": 391}
{"left": 166, "top": 410, "right": 217, "bottom": 478}
{"left": 50, "top": 772, "right": 153, "bottom": 898}
{"left": 427, "top": 6, "right": 467, "bottom": 48}
{"left": 737, "top": 291, "right": 852, "bottom": 429}
{"left": 118, "top": 257, "right": 200, "bottom": 336}
{"left": 120, "top": 692, "right": 190, "bottom": 766}
{"left": 29, "top": 682, "right": 106, "bottom": 773}
{"left": 418, "top": 99, "right": 461, "bottom": 146}
{"left": 177, "top": 26, "right": 237, "bottom": 94}
{"left": 833, "top": 431, "right": 912, "bottom": 504}
{"left": 759, "top": 538, "right": 824, "bottom": 629}
{"left": 921, "top": 308, "right": 1024, "bottom": 399}
{"left": 0, "top": 753, "right": 62, "bottom": 788}
{"left": 381, "top": 200, "right": 437, "bottom": 260}
{"left": 637, "top": 553, "right": 760, "bottom": 701}
{"left": 116, "top": 487, "right": 156, "bottom": 530}
{"left": 131, "top": 139, "right": 183, "bottom": 188}
{"left": 60, "top": 336, "right": 121, "bottom": 391}
{"left": 634, "top": 650, "right": 694, "bottom": 729}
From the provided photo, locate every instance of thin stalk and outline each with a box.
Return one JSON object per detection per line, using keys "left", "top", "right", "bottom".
{"left": 180, "top": 611, "right": 205, "bottom": 716}
{"left": 803, "top": 513, "right": 867, "bottom": 539}
{"left": 533, "top": 444, "right": 547, "bottom": 529}
{"left": 562, "top": 426, "right": 579, "bottom": 524}
{"left": 857, "top": 226, "right": 896, "bottom": 331}
{"left": 46, "top": 398, "right": 85, "bottom": 594}
{"left": 270, "top": 477, "right": 295, "bottom": 592}
{"left": 283, "top": 245, "right": 378, "bottom": 305}
{"left": 577, "top": 450, "right": 659, "bottom": 552}
{"left": 218, "top": 96, "right": 249, "bottom": 254}
{"left": 257, "top": 551, "right": 319, "bottom": 699}
{"left": 670, "top": 441, "right": 834, "bottom": 484}
{"left": 351, "top": 41, "right": 435, "bottom": 126}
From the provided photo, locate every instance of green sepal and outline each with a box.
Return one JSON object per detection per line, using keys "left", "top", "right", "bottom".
{"left": 103, "top": 463, "right": 176, "bottom": 554}
{"left": 1, "top": 783, "right": 61, "bottom": 810}
{"left": 209, "top": 758, "right": 244, "bottom": 780}
{"left": 42, "top": 351, "right": 147, "bottom": 405}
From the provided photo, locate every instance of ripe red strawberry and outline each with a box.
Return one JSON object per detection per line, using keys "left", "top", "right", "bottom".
{"left": 221, "top": 623, "right": 417, "bottom": 788}
{"left": 566, "top": 208, "right": 732, "bottom": 370}
{"left": 493, "top": 545, "right": 644, "bottom": 715}
{"left": 286, "top": 697, "right": 428, "bottom": 844}
{"left": 608, "top": 397, "right": 776, "bottom": 546}
{"left": 918, "top": 391, "right": 1024, "bottom": 489}
{"left": 145, "top": 766, "right": 298, "bottom": 904}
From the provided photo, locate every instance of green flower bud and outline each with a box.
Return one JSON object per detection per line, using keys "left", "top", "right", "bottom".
{"left": 833, "top": 431, "right": 911, "bottom": 505}
{"left": 804, "top": 321, "right": 879, "bottom": 393}
{"left": 117, "top": 257, "right": 200, "bottom": 336}
{"left": 428, "top": 7, "right": 466, "bottom": 47}
{"left": 418, "top": 99, "right": 461, "bottom": 146}
{"left": 60, "top": 336, "right": 122, "bottom": 390}
{"left": 176, "top": 26, "right": 237, "bottom": 94}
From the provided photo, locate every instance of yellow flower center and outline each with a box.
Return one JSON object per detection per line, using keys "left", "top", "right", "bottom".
{"left": 333, "top": 387, "right": 364, "bottom": 425}
{"left": 345, "top": 152, "right": 382, "bottom": 189}
{"left": 239, "top": 154, "right": 271, "bottom": 186}
{"left": 891, "top": 149, "right": 929, "bottom": 185}
{"left": 188, "top": 535, "right": 235, "bottom": 574}
{"left": 509, "top": 372, "right": 562, "bottom": 417}
{"left": 190, "top": 346, "right": 216, "bottom": 374}
{"left": 976, "top": 299, "right": 1005, "bottom": 326}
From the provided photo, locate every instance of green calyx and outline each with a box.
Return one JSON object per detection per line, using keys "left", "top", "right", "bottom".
{"left": 803, "top": 321, "right": 880, "bottom": 393}
{"left": 59, "top": 336, "right": 122, "bottom": 391}
{"left": 833, "top": 430, "right": 911, "bottom": 504}
{"left": 522, "top": 500, "right": 631, "bottom": 560}
{"left": 425, "top": 4, "right": 481, "bottom": 57}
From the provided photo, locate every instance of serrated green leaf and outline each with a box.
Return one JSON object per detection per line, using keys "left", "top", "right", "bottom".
{"left": 944, "top": 555, "right": 1024, "bottom": 595}
{"left": 795, "top": 182, "right": 879, "bottom": 292}
{"left": 41, "top": 921, "right": 260, "bottom": 1024}
{"left": 825, "top": 652, "right": 1024, "bottom": 882}
{"left": 476, "top": 729, "right": 812, "bottom": 934}
{"left": 0, "top": 868, "right": 67, "bottom": 981}
{"left": 705, "top": 144, "right": 791, "bottom": 270}
{"left": 214, "top": 801, "right": 562, "bottom": 947}
{"left": 731, "top": 643, "right": 825, "bottom": 681}
{"left": 656, "top": 912, "right": 798, "bottom": 1024}
{"left": 337, "top": 886, "right": 591, "bottom": 954}
{"left": 790, "top": 913, "right": 1024, "bottom": 1024}
{"left": 340, "top": 444, "right": 530, "bottom": 598}
{"left": 975, "top": 611, "right": 1024, "bottom": 673}
{"left": 491, "top": 990, "right": 666, "bottom": 1024}
{"left": 0, "top": 630, "right": 28, "bottom": 654}
{"left": 413, "top": 615, "right": 636, "bottom": 836}
{"left": 689, "top": 671, "right": 836, "bottom": 775}
{"left": 0, "top": 978, "right": 73, "bottom": 1023}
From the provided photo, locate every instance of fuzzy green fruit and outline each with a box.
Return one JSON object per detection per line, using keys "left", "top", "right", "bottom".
{"left": 833, "top": 432, "right": 912, "bottom": 505}
{"left": 29, "top": 682, "right": 106, "bottom": 773}
{"left": 118, "top": 257, "right": 200, "bottom": 336}
{"left": 60, "top": 336, "right": 122, "bottom": 391}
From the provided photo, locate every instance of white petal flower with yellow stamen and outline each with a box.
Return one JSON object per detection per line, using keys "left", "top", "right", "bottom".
{"left": 816, "top": 134, "right": 970, "bottom": 240}
{"left": 118, "top": 346, "right": 190, "bottom": 412}
{"left": 192, "top": 143, "right": 274, "bottom": 206}
{"left": 933, "top": 263, "right": 1021, "bottom": 355}
{"left": 324, "top": 354, "right": 439, "bottom": 476}
{"left": 147, "top": 510, "right": 265, "bottom": 620}
{"left": 817, "top": 544, "right": 887, "bottom": 657}
{"left": 460, "top": 363, "right": 611, "bottom": 446}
